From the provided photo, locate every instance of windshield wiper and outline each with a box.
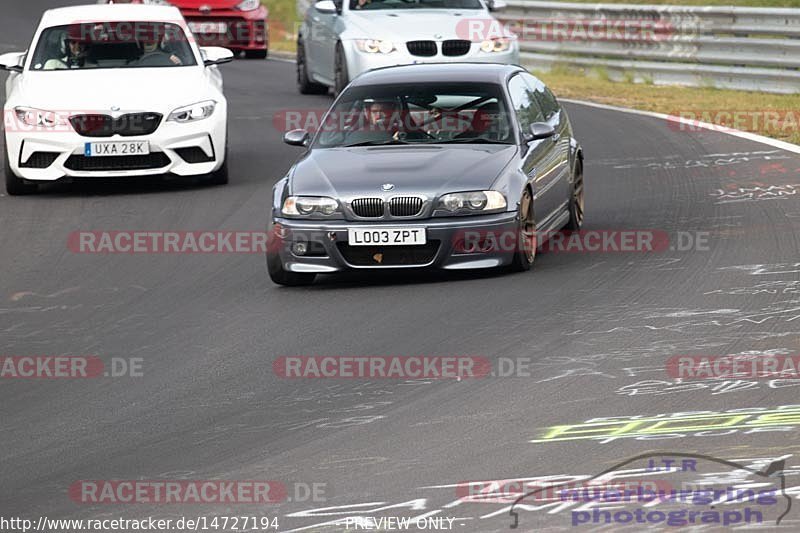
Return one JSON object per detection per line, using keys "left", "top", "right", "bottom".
{"left": 436, "top": 138, "right": 511, "bottom": 145}
{"left": 342, "top": 139, "right": 411, "bottom": 147}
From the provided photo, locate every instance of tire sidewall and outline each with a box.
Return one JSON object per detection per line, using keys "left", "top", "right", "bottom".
{"left": 510, "top": 189, "right": 535, "bottom": 271}
{"left": 566, "top": 159, "right": 584, "bottom": 231}
{"left": 4, "top": 132, "right": 36, "bottom": 195}
{"left": 297, "top": 41, "right": 309, "bottom": 85}
{"left": 334, "top": 44, "right": 348, "bottom": 96}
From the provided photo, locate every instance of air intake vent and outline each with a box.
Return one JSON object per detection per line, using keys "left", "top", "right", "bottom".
{"left": 351, "top": 198, "right": 384, "bottom": 218}
{"left": 69, "top": 113, "right": 162, "bottom": 138}
{"left": 406, "top": 41, "right": 437, "bottom": 57}
{"left": 442, "top": 40, "right": 471, "bottom": 57}
{"left": 64, "top": 153, "right": 170, "bottom": 171}
{"left": 389, "top": 197, "right": 423, "bottom": 217}
{"left": 337, "top": 241, "right": 440, "bottom": 266}
{"left": 175, "top": 147, "right": 215, "bottom": 164}
{"left": 20, "top": 152, "right": 59, "bottom": 169}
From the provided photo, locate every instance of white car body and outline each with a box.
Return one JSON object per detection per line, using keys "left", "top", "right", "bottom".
{"left": 1, "top": 4, "right": 231, "bottom": 187}
{"left": 299, "top": 0, "right": 519, "bottom": 92}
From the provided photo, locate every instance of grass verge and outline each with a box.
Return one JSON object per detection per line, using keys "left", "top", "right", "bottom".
{"left": 263, "top": 0, "right": 301, "bottom": 54}
{"left": 536, "top": 66, "right": 800, "bottom": 145}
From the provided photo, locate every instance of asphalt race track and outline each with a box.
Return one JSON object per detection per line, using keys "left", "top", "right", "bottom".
{"left": 4, "top": 1, "right": 800, "bottom": 532}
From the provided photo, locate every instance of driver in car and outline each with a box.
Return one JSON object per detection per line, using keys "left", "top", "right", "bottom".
{"left": 135, "top": 26, "right": 183, "bottom": 66}
{"left": 342, "top": 99, "right": 404, "bottom": 144}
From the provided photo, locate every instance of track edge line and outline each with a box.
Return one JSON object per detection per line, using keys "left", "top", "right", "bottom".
{"left": 561, "top": 98, "right": 800, "bottom": 155}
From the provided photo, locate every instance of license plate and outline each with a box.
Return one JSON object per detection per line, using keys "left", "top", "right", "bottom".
{"left": 189, "top": 22, "right": 228, "bottom": 34}
{"left": 348, "top": 227, "right": 426, "bottom": 246}
{"left": 85, "top": 141, "right": 150, "bottom": 157}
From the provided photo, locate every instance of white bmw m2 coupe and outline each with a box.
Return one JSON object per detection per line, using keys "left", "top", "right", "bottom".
{"left": 0, "top": 4, "right": 234, "bottom": 194}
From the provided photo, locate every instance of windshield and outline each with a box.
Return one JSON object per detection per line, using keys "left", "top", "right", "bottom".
{"left": 30, "top": 22, "right": 197, "bottom": 71}
{"left": 350, "top": 0, "right": 484, "bottom": 10}
{"left": 315, "top": 82, "right": 513, "bottom": 148}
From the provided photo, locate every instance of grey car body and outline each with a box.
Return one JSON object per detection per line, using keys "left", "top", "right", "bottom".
{"left": 268, "top": 63, "right": 584, "bottom": 286}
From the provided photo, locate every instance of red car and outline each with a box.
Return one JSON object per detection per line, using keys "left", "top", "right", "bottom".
{"left": 103, "top": 0, "right": 269, "bottom": 58}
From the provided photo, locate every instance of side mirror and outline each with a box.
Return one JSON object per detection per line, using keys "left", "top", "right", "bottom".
{"left": 284, "top": 129, "right": 310, "bottom": 147}
{"left": 527, "top": 122, "right": 556, "bottom": 141}
{"left": 315, "top": 0, "right": 337, "bottom": 14}
{"left": 201, "top": 46, "right": 234, "bottom": 67}
{"left": 0, "top": 51, "right": 25, "bottom": 73}
{"left": 487, "top": 0, "right": 507, "bottom": 11}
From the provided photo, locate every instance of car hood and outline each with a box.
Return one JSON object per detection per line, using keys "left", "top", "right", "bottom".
{"left": 290, "top": 145, "right": 518, "bottom": 199}
{"left": 345, "top": 10, "right": 505, "bottom": 41}
{"left": 10, "top": 68, "right": 214, "bottom": 114}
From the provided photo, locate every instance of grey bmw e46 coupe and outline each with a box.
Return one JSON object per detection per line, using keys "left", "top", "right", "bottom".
{"left": 268, "top": 63, "right": 584, "bottom": 286}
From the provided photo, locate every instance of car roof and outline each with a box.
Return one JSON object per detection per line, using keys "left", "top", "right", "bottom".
{"left": 40, "top": 4, "right": 184, "bottom": 27}
{"left": 349, "top": 63, "right": 526, "bottom": 87}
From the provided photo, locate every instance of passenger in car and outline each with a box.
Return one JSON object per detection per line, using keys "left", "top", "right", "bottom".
{"left": 43, "top": 34, "right": 94, "bottom": 70}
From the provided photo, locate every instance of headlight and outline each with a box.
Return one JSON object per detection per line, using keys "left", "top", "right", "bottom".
{"left": 480, "top": 38, "right": 511, "bottom": 53}
{"left": 282, "top": 196, "right": 340, "bottom": 216}
{"left": 167, "top": 101, "right": 216, "bottom": 123}
{"left": 236, "top": 0, "right": 261, "bottom": 10}
{"left": 14, "top": 107, "right": 69, "bottom": 128}
{"left": 355, "top": 39, "right": 395, "bottom": 54}
{"left": 438, "top": 191, "right": 506, "bottom": 213}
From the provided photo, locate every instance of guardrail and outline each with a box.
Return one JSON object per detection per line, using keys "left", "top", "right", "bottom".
{"left": 500, "top": 1, "right": 800, "bottom": 93}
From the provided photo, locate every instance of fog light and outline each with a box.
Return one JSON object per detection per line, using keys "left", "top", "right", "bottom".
{"left": 292, "top": 242, "right": 308, "bottom": 255}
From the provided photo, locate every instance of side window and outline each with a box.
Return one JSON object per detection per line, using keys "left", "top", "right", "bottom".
{"left": 537, "top": 87, "right": 560, "bottom": 121}
{"left": 522, "top": 73, "right": 560, "bottom": 120}
{"left": 507, "top": 74, "right": 545, "bottom": 137}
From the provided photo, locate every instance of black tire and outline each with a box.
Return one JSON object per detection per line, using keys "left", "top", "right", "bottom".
{"left": 244, "top": 49, "right": 268, "bottom": 59}
{"left": 4, "top": 137, "right": 37, "bottom": 195}
{"left": 565, "top": 159, "right": 584, "bottom": 231}
{"left": 333, "top": 43, "right": 349, "bottom": 97}
{"left": 204, "top": 136, "right": 229, "bottom": 186}
{"left": 509, "top": 188, "right": 536, "bottom": 272}
{"left": 267, "top": 250, "right": 316, "bottom": 286}
{"left": 297, "top": 41, "right": 328, "bottom": 95}
{"left": 206, "top": 157, "right": 229, "bottom": 186}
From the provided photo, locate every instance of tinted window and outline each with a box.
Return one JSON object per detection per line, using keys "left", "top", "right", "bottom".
{"left": 520, "top": 73, "right": 559, "bottom": 120}
{"left": 535, "top": 87, "right": 560, "bottom": 120}
{"left": 508, "top": 74, "right": 545, "bottom": 135}
{"left": 30, "top": 22, "right": 197, "bottom": 71}
{"left": 315, "top": 82, "right": 513, "bottom": 147}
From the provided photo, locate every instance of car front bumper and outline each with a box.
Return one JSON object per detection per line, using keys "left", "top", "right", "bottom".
{"left": 4, "top": 109, "right": 227, "bottom": 182}
{"left": 270, "top": 211, "right": 520, "bottom": 273}
{"left": 344, "top": 40, "right": 520, "bottom": 79}
{"left": 183, "top": 7, "right": 269, "bottom": 52}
